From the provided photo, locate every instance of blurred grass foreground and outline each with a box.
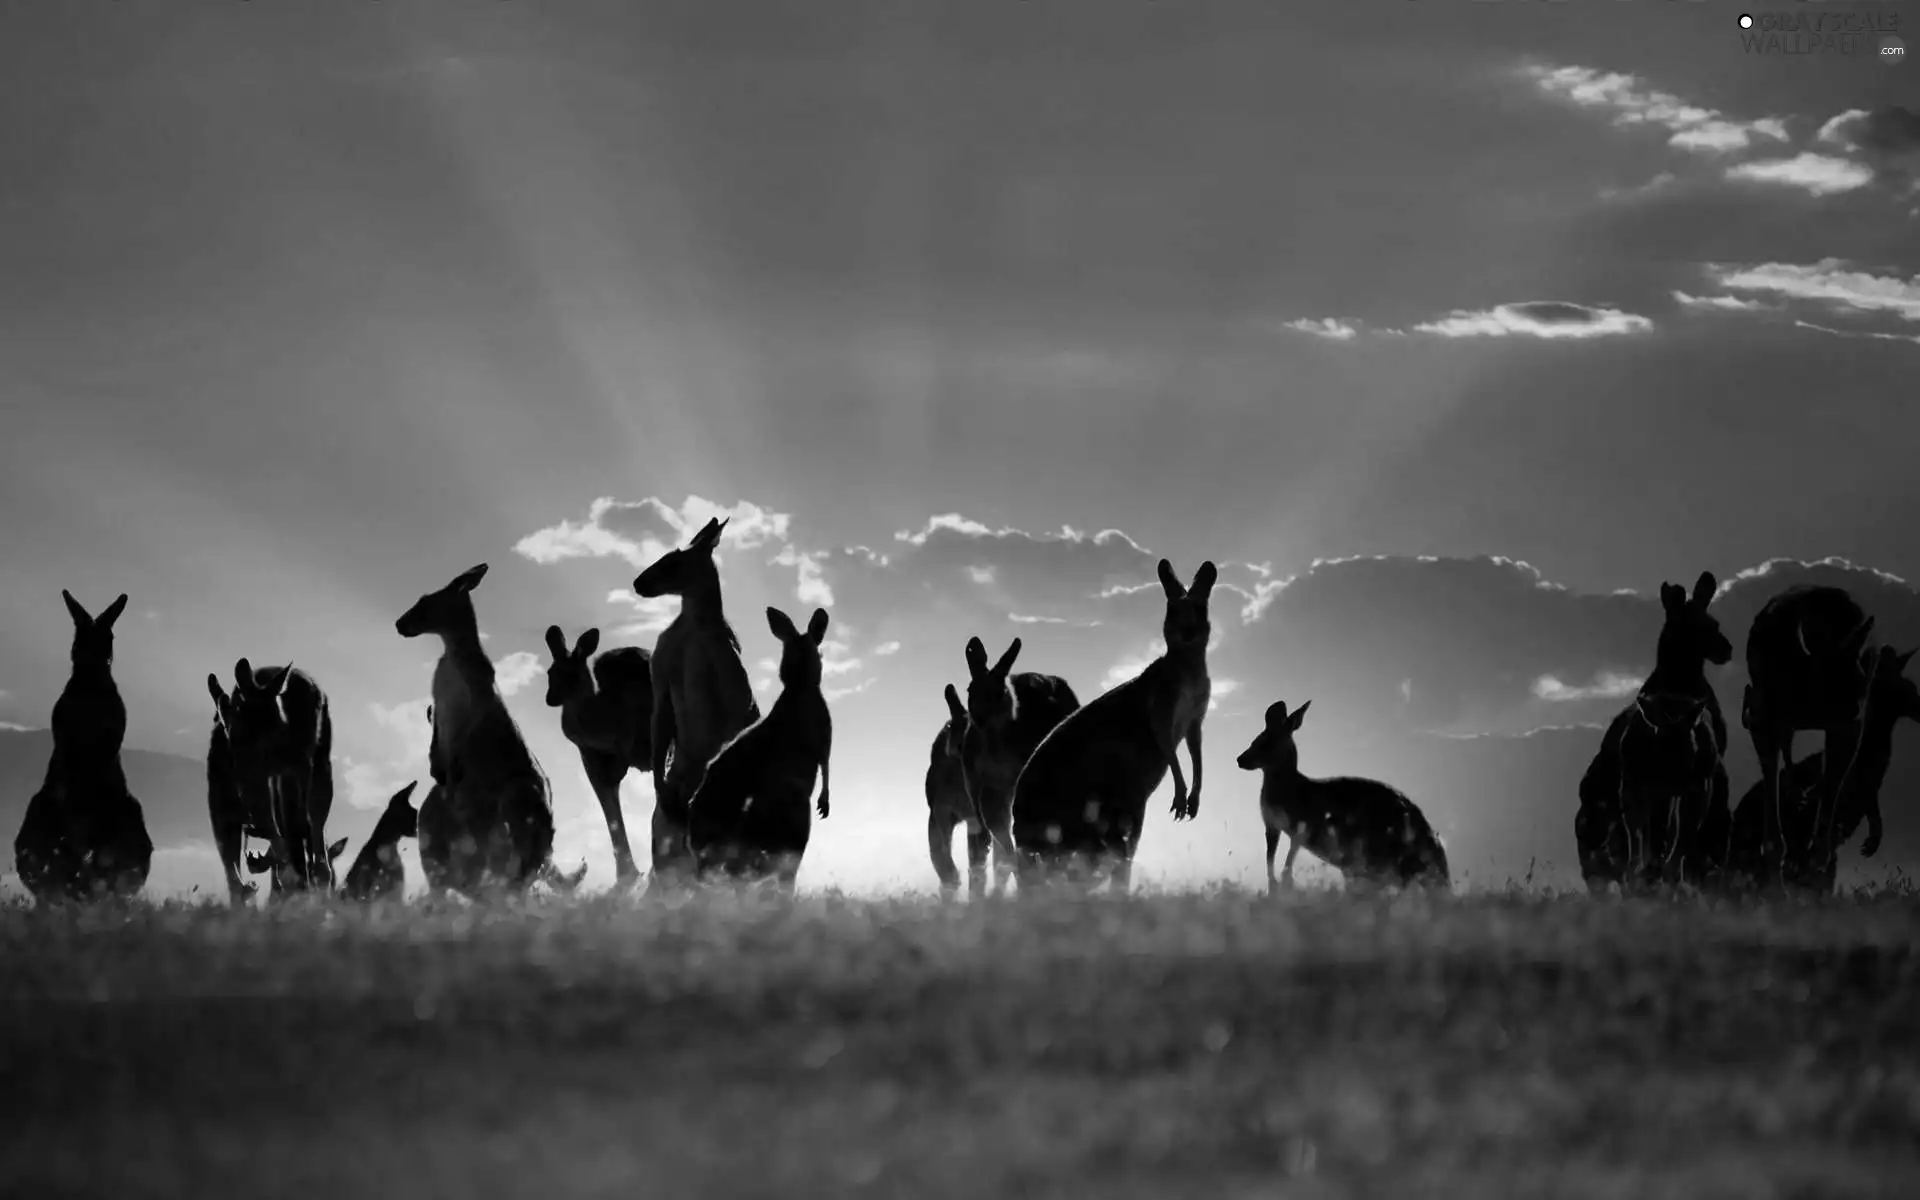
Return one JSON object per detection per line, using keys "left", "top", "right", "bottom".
{"left": 4, "top": 886, "right": 1919, "bottom": 1199}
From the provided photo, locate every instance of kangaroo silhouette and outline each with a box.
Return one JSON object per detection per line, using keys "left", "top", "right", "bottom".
{"left": 1742, "top": 584, "right": 1877, "bottom": 887}
{"left": 1009, "top": 558, "right": 1215, "bottom": 891}
{"left": 1721, "top": 645, "right": 1918, "bottom": 894}
{"left": 543, "top": 624, "right": 652, "bottom": 885}
{"left": 686, "top": 606, "right": 833, "bottom": 893}
{"left": 949, "top": 638, "right": 1079, "bottom": 895}
{"left": 338, "top": 781, "right": 420, "bottom": 902}
{"left": 14, "top": 591, "right": 152, "bottom": 902}
{"left": 632, "top": 516, "right": 760, "bottom": 889}
{"left": 1236, "top": 699, "right": 1450, "bottom": 893}
{"left": 395, "top": 564, "right": 554, "bottom": 897}
{"left": 222, "top": 659, "right": 334, "bottom": 894}
{"left": 1575, "top": 572, "right": 1732, "bottom": 892}
{"left": 925, "top": 687, "right": 983, "bottom": 894}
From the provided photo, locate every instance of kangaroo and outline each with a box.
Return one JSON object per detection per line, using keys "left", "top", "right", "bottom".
{"left": 1721, "top": 646, "right": 1919, "bottom": 894}
{"left": 338, "top": 781, "right": 420, "bottom": 902}
{"left": 686, "top": 606, "right": 832, "bottom": 893}
{"left": 543, "top": 624, "right": 652, "bottom": 885}
{"left": 224, "top": 659, "right": 334, "bottom": 893}
{"left": 1009, "top": 558, "right": 1215, "bottom": 891}
{"left": 1236, "top": 699, "right": 1449, "bottom": 893}
{"left": 952, "top": 637, "right": 1081, "bottom": 895}
{"left": 1743, "top": 584, "right": 1877, "bottom": 887}
{"left": 245, "top": 837, "right": 348, "bottom": 899}
{"left": 1575, "top": 572, "right": 1732, "bottom": 892}
{"left": 204, "top": 676, "right": 263, "bottom": 904}
{"left": 14, "top": 591, "right": 152, "bottom": 902}
{"left": 395, "top": 564, "right": 554, "bottom": 897}
{"left": 926, "top": 686, "right": 984, "bottom": 895}
{"left": 632, "top": 516, "right": 760, "bottom": 887}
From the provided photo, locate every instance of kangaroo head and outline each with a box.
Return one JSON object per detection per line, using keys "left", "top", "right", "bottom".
{"left": 1656, "top": 570, "right": 1732, "bottom": 669}
{"left": 767, "top": 605, "right": 829, "bottom": 689}
{"left": 543, "top": 625, "right": 600, "bottom": 708}
{"left": 1237, "top": 699, "right": 1309, "bottom": 773}
{"left": 386, "top": 780, "right": 421, "bottom": 838}
{"left": 1868, "top": 646, "right": 1920, "bottom": 726}
{"left": 962, "top": 636, "right": 1023, "bottom": 729}
{"left": 228, "top": 657, "right": 302, "bottom": 752}
{"left": 941, "top": 683, "right": 968, "bottom": 758}
{"left": 62, "top": 590, "right": 128, "bottom": 668}
{"left": 1158, "top": 559, "right": 1217, "bottom": 654}
{"left": 395, "top": 564, "right": 487, "bottom": 641}
{"left": 633, "top": 516, "right": 728, "bottom": 599}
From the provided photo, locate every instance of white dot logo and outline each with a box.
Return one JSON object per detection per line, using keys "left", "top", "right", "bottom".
{"left": 1738, "top": 14, "right": 1754, "bottom": 30}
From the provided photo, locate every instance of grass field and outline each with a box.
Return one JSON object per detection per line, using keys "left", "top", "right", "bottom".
{"left": 4, "top": 885, "right": 1919, "bottom": 1199}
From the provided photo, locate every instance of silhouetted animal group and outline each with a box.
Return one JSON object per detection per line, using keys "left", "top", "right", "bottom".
{"left": 14, "top": 531, "right": 1913, "bottom": 907}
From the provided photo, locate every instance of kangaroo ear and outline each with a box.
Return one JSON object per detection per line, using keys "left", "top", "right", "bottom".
{"left": 944, "top": 683, "right": 966, "bottom": 723}
{"left": 61, "top": 590, "right": 91, "bottom": 626}
{"left": 96, "top": 594, "right": 129, "bottom": 629}
{"left": 963, "top": 637, "right": 989, "bottom": 679}
{"left": 575, "top": 628, "right": 600, "bottom": 659}
{"left": 1157, "top": 559, "right": 1186, "bottom": 599}
{"left": 234, "top": 658, "right": 256, "bottom": 693}
{"left": 692, "top": 517, "right": 727, "bottom": 550}
{"left": 806, "top": 608, "right": 830, "bottom": 645}
{"left": 270, "top": 663, "right": 295, "bottom": 696}
{"left": 206, "top": 673, "right": 227, "bottom": 708}
{"left": 1190, "top": 562, "right": 1218, "bottom": 599}
{"left": 1264, "top": 700, "right": 1290, "bottom": 728}
{"left": 1691, "top": 571, "right": 1716, "bottom": 607}
{"left": 328, "top": 837, "right": 349, "bottom": 861}
{"left": 544, "top": 625, "right": 568, "bottom": 660}
{"left": 766, "top": 606, "right": 801, "bottom": 643}
{"left": 991, "top": 638, "right": 1022, "bottom": 678}
{"left": 452, "top": 564, "right": 488, "bottom": 593}
{"left": 392, "top": 781, "right": 419, "bottom": 806}
{"left": 1659, "top": 582, "right": 1685, "bottom": 612}
{"left": 1288, "top": 699, "right": 1311, "bottom": 730}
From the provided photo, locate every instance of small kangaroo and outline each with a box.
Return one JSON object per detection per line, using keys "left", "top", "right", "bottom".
{"left": 633, "top": 517, "right": 761, "bottom": 888}
{"left": 224, "top": 659, "right": 334, "bottom": 893}
{"left": 543, "top": 624, "right": 652, "bottom": 884}
{"left": 925, "top": 687, "right": 983, "bottom": 895}
{"left": 395, "top": 564, "right": 555, "bottom": 897}
{"left": 686, "top": 606, "right": 833, "bottom": 893}
{"left": 14, "top": 591, "right": 152, "bottom": 902}
{"left": 951, "top": 637, "right": 1080, "bottom": 895}
{"left": 1236, "top": 700, "right": 1450, "bottom": 893}
{"left": 340, "top": 781, "right": 420, "bottom": 902}
{"left": 1009, "top": 558, "right": 1214, "bottom": 891}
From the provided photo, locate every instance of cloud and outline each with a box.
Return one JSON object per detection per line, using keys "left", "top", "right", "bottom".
{"left": 1671, "top": 290, "right": 1764, "bottom": 313}
{"left": 1520, "top": 64, "right": 1790, "bottom": 155}
{"left": 1280, "top": 317, "right": 1360, "bottom": 341}
{"left": 1531, "top": 671, "right": 1644, "bottom": 703}
{"left": 1724, "top": 153, "right": 1874, "bottom": 197}
{"left": 873, "top": 641, "right": 902, "bottom": 656}
{"left": 514, "top": 495, "right": 795, "bottom": 568}
{"left": 1705, "top": 260, "right": 1920, "bottom": 323}
{"left": 1792, "top": 320, "right": 1920, "bottom": 346}
{"left": 1412, "top": 302, "right": 1653, "bottom": 340}
{"left": 1817, "top": 106, "right": 1920, "bottom": 162}
{"left": 493, "top": 651, "right": 544, "bottom": 698}
{"left": 1599, "top": 172, "right": 1677, "bottom": 202}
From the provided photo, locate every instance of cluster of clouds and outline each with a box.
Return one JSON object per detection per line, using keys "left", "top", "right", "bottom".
{"left": 1279, "top": 64, "right": 1920, "bottom": 349}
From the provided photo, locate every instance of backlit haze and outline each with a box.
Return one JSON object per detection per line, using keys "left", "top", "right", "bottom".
{"left": 4, "top": 2, "right": 1919, "bottom": 897}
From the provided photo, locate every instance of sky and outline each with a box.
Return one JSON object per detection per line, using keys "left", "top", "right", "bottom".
{"left": 3, "top": 1, "right": 1918, "bottom": 896}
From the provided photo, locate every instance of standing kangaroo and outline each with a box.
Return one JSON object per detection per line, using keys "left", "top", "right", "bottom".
{"left": 1575, "top": 572, "right": 1732, "bottom": 892}
{"left": 543, "top": 625, "right": 652, "bottom": 884}
{"left": 14, "top": 591, "right": 152, "bottom": 902}
{"left": 205, "top": 677, "right": 262, "bottom": 904}
{"left": 1722, "top": 646, "right": 1919, "bottom": 894}
{"left": 1009, "top": 559, "right": 1215, "bottom": 891}
{"left": 1236, "top": 699, "right": 1450, "bottom": 893}
{"left": 926, "top": 687, "right": 983, "bottom": 895}
{"left": 632, "top": 516, "right": 760, "bottom": 887}
{"left": 224, "top": 659, "right": 334, "bottom": 893}
{"left": 951, "top": 637, "right": 1080, "bottom": 894}
{"left": 686, "top": 606, "right": 832, "bottom": 893}
{"left": 1743, "top": 585, "right": 1877, "bottom": 887}
{"left": 395, "top": 564, "right": 555, "bottom": 897}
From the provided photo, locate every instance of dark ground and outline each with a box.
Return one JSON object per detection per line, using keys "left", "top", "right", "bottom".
{"left": 3, "top": 886, "right": 1918, "bottom": 1199}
